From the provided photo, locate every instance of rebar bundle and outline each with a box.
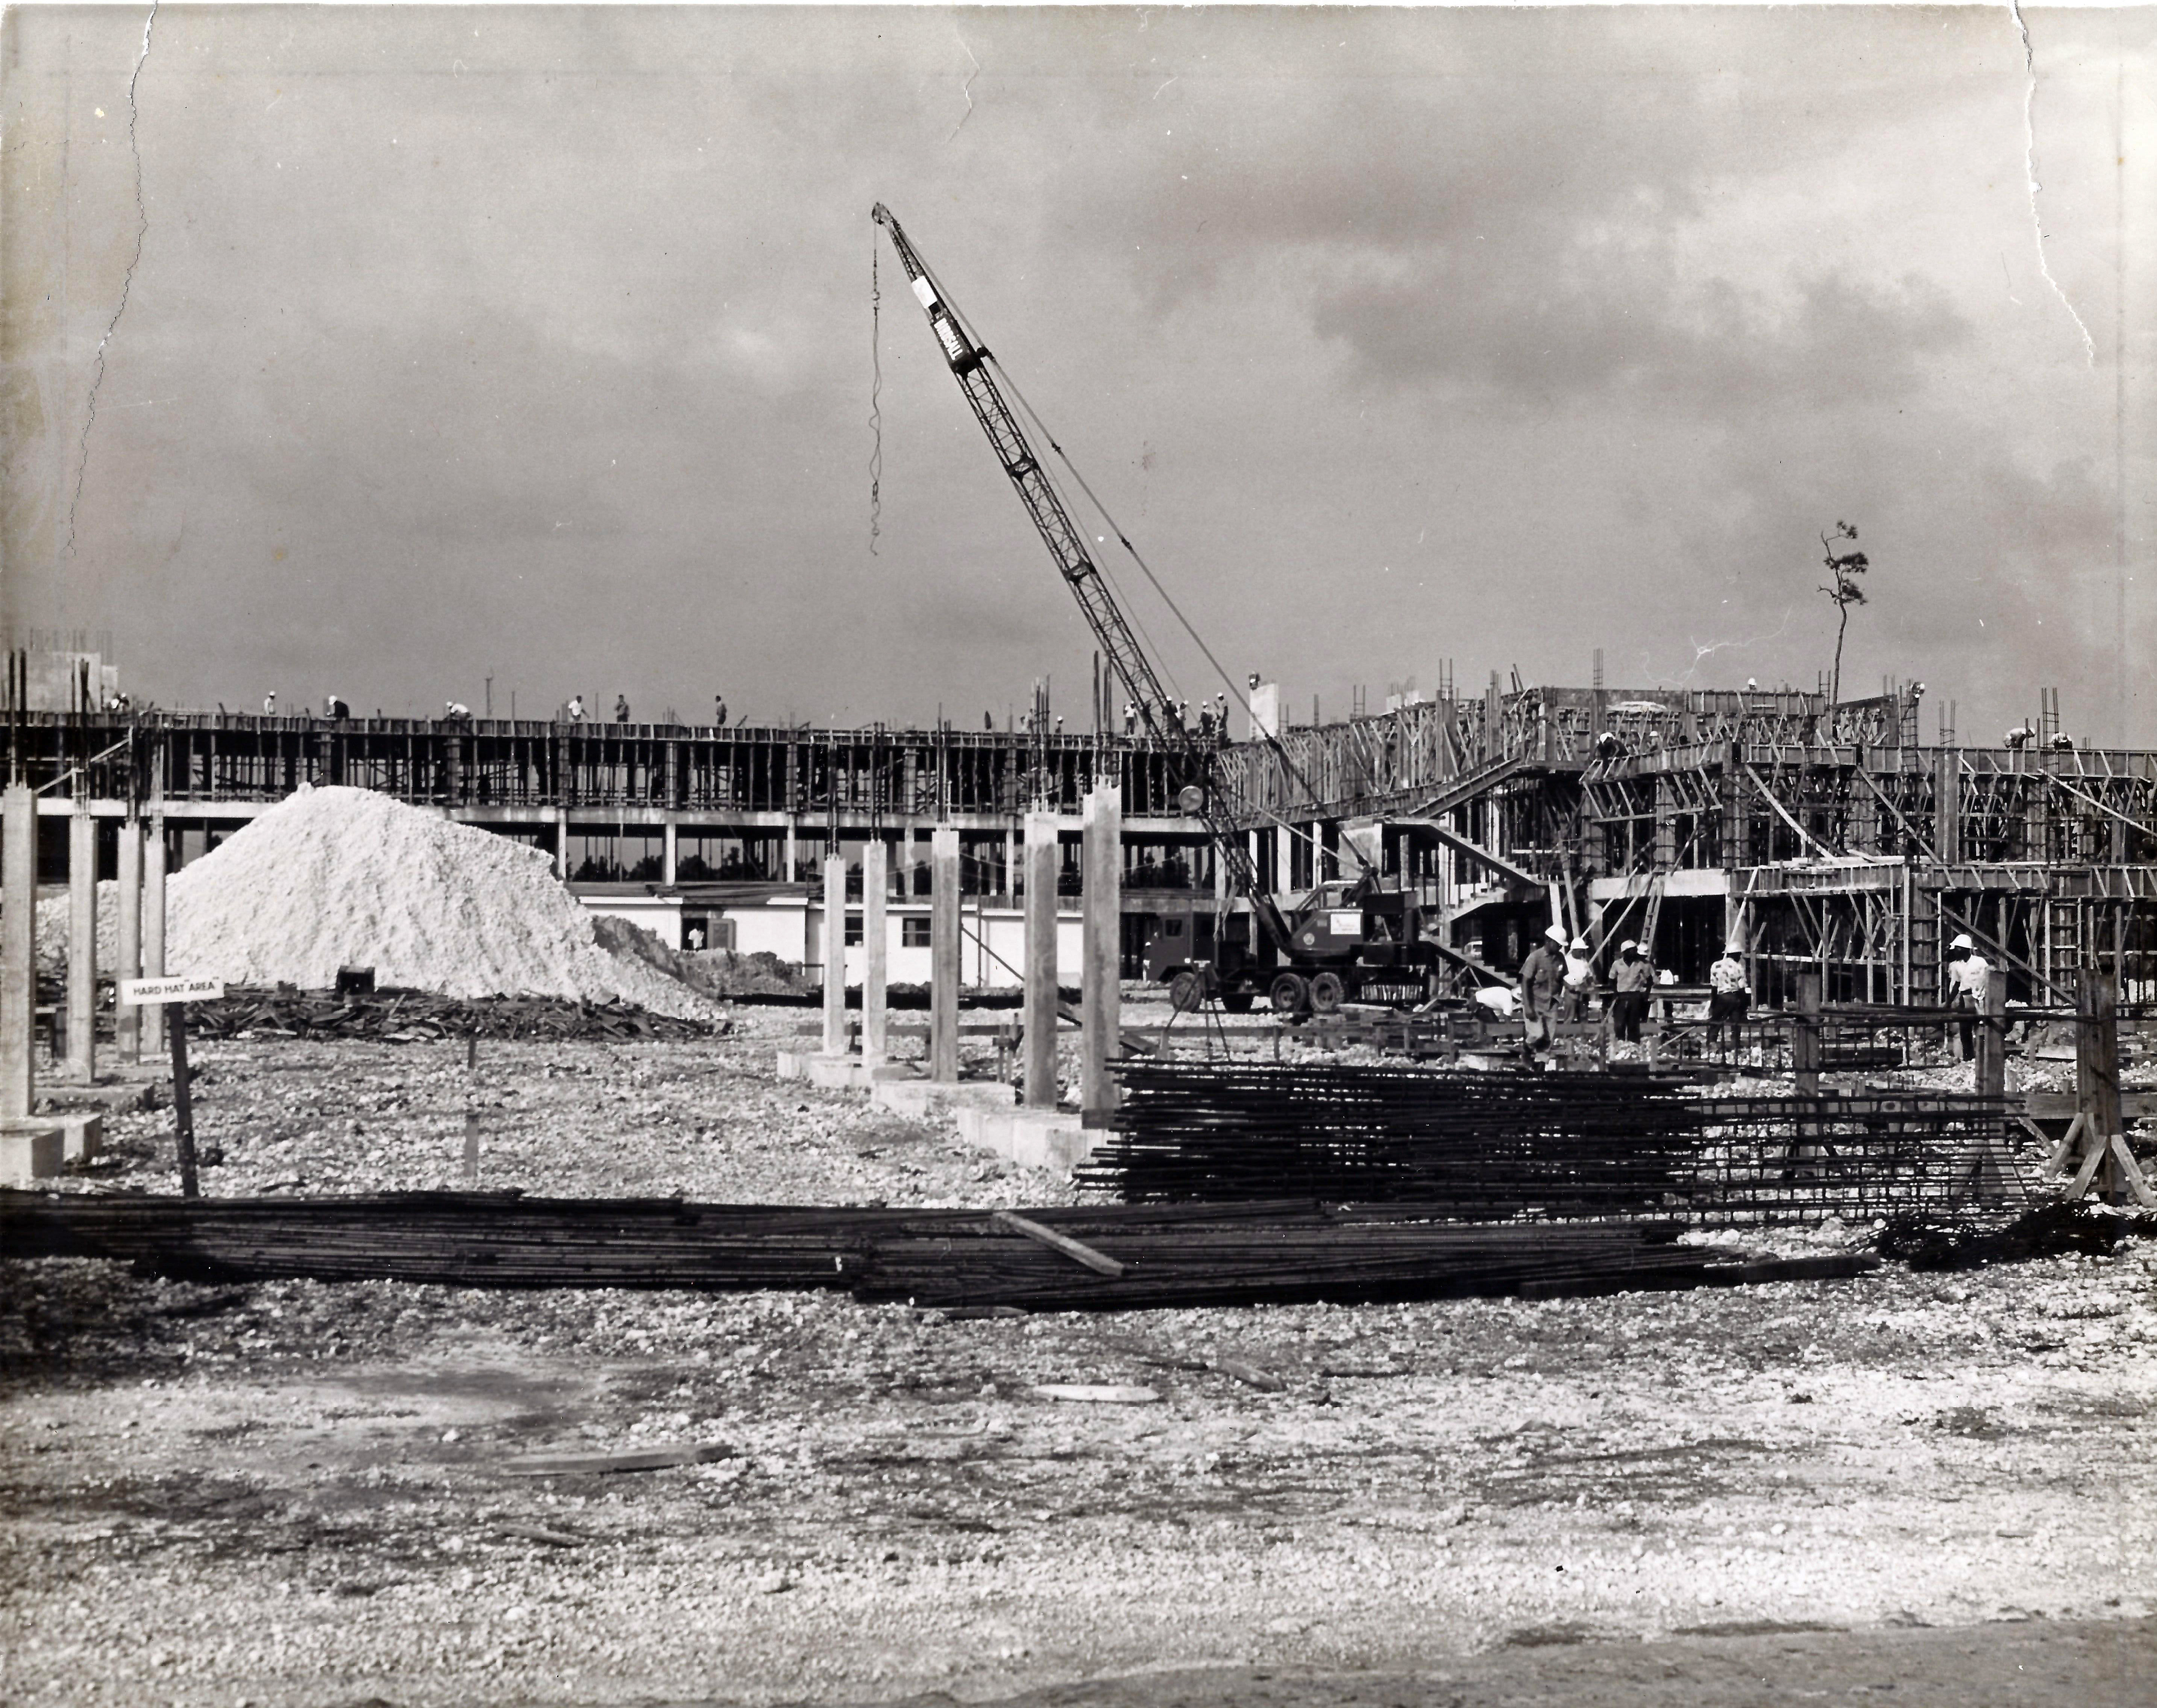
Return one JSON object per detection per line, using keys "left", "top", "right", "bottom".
{"left": 1081, "top": 1062, "right": 2027, "bottom": 1224}
{"left": 0, "top": 1191, "right": 1875, "bottom": 1311}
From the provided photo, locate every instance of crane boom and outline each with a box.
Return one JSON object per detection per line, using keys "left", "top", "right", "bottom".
{"left": 871, "top": 203, "right": 1291, "bottom": 950}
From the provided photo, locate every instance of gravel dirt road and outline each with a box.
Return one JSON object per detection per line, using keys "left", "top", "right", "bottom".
{"left": 2, "top": 1009, "right": 2151, "bottom": 1705}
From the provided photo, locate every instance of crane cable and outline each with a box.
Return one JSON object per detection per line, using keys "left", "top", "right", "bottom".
{"left": 868, "top": 235, "right": 883, "bottom": 556}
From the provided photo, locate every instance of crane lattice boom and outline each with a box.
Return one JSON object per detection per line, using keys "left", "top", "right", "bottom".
{"left": 872, "top": 203, "right": 1288, "bottom": 947}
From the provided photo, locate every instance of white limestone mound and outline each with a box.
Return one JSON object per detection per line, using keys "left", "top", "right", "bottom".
{"left": 82, "top": 786, "right": 715, "bottom": 1018}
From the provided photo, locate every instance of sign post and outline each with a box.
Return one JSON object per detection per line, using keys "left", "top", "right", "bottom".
{"left": 119, "top": 978, "right": 224, "bottom": 1198}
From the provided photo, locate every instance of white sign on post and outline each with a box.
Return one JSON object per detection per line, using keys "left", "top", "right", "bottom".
{"left": 119, "top": 976, "right": 226, "bottom": 1007}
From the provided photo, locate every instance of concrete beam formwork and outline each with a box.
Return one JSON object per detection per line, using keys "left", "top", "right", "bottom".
{"left": 66, "top": 805, "right": 96, "bottom": 1082}
{"left": 1, "top": 786, "right": 35, "bottom": 1118}
{"left": 116, "top": 819, "right": 142, "bottom": 1062}
{"left": 1022, "top": 812, "right": 1058, "bottom": 1109}
{"left": 821, "top": 855, "right": 848, "bottom": 1057}
{"left": 862, "top": 839, "right": 888, "bottom": 1064}
{"left": 1081, "top": 783, "right": 1121, "bottom": 1123}
{"left": 930, "top": 827, "right": 960, "bottom": 1082}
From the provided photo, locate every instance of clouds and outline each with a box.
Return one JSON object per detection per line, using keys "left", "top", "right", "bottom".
{"left": 2, "top": 6, "right": 2147, "bottom": 746}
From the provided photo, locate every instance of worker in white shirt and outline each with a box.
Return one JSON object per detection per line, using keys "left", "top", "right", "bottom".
{"left": 1946, "top": 933, "right": 1990, "bottom": 1061}
{"left": 1707, "top": 942, "right": 1750, "bottom": 1054}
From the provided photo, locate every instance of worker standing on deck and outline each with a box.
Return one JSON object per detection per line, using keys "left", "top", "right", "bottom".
{"left": 1517, "top": 925, "right": 1568, "bottom": 1056}
{"left": 1610, "top": 940, "right": 1654, "bottom": 1045}
{"left": 1562, "top": 935, "right": 1595, "bottom": 1021}
{"left": 1707, "top": 943, "right": 1750, "bottom": 1055}
{"left": 1947, "top": 933, "right": 1990, "bottom": 1061}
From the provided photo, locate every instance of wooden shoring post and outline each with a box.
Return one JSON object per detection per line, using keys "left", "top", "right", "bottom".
{"left": 1791, "top": 970, "right": 1822, "bottom": 1100}
{"left": 1974, "top": 965, "right": 2007, "bottom": 1112}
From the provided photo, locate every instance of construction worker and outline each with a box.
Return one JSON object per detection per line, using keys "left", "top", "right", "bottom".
{"left": 262, "top": 691, "right": 277, "bottom": 716}
{"left": 1707, "top": 942, "right": 1750, "bottom": 1054}
{"left": 1517, "top": 924, "right": 1568, "bottom": 1055}
{"left": 1610, "top": 940, "right": 1654, "bottom": 1045}
{"left": 1946, "top": 933, "right": 1990, "bottom": 1061}
{"left": 713, "top": 696, "right": 727, "bottom": 728}
{"left": 567, "top": 695, "right": 586, "bottom": 723}
{"left": 614, "top": 694, "right": 631, "bottom": 724}
{"left": 1562, "top": 935, "right": 1595, "bottom": 1020}
{"left": 323, "top": 694, "right": 349, "bottom": 720}
{"left": 444, "top": 700, "right": 471, "bottom": 720}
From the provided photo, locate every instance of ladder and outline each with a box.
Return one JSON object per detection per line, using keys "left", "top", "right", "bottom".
{"left": 2043, "top": 896, "right": 2083, "bottom": 996}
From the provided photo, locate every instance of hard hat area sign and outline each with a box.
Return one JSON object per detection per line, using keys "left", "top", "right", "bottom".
{"left": 119, "top": 976, "right": 225, "bottom": 1006}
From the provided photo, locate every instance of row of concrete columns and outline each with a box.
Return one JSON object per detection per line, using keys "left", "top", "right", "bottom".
{"left": 819, "top": 786, "right": 1123, "bottom": 1121}
{"left": 0, "top": 784, "right": 168, "bottom": 1118}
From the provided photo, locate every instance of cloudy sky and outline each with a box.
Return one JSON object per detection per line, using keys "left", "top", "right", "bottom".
{"left": 4, "top": 5, "right": 2151, "bottom": 743}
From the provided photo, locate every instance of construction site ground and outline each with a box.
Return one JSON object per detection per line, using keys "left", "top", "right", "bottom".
{"left": 2, "top": 1006, "right": 2153, "bottom": 1706}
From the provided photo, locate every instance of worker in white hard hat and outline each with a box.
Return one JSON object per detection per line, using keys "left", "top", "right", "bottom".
{"left": 1946, "top": 932, "right": 1991, "bottom": 1062}
{"left": 1610, "top": 939, "right": 1655, "bottom": 1045}
{"left": 1516, "top": 924, "right": 1568, "bottom": 1055}
{"left": 1561, "top": 935, "right": 1595, "bottom": 1020}
{"left": 1707, "top": 941, "right": 1751, "bottom": 1056}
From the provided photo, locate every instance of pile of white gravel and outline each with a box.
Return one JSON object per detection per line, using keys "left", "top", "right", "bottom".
{"left": 33, "top": 786, "right": 714, "bottom": 1019}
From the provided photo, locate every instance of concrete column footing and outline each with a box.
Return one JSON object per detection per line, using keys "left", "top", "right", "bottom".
{"left": 871, "top": 1078, "right": 1015, "bottom": 1119}
{"left": 953, "top": 1104, "right": 1098, "bottom": 1173}
{"left": 0, "top": 1111, "right": 102, "bottom": 1182}
{"left": 775, "top": 1050, "right": 918, "bottom": 1090}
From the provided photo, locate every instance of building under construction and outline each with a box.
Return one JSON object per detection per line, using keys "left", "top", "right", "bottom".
{"left": 8, "top": 666, "right": 2153, "bottom": 1007}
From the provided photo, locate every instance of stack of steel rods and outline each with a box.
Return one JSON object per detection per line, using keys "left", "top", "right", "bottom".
{"left": 1083, "top": 1062, "right": 2027, "bottom": 1224}
{"left": 0, "top": 1192, "right": 1874, "bottom": 1309}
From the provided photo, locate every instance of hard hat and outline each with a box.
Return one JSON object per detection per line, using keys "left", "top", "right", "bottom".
{"left": 1570, "top": 937, "right": 1589, "bottom": 952}
{"left": 1544, "top": 925, "right": 1567, "bottom": 944}
{"left": 1619, "top": 939, "right": 1638, "bottom": 953}
{"left": 1951, "top": 933, "right": 1974, "bottom": 950}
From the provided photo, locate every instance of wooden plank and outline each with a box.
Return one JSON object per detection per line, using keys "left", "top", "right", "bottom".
{"left": 1031, "top": 1383, "right": 1159, "bottom": 1405}
{"left": 992, "top": 1209, "right": 1127, "bottom": 1277}
{"left": 501, "top": 1442, "right": 736, "bottom": 1477}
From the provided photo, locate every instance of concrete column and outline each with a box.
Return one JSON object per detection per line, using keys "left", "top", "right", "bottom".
{"left": 1081, "top": 784, "right": 1122, "bottom": 1122}
{"left": 1, "top": 785, "right": 36, "bottom": 1118}
{"left": 66, "top": 805, "right": 96, "bottom": 1082}
{"left": 1022, "top": 812, "right": 1059, "bottom": 1108}
{"left": 554, "top": 807, "right": 570, "bottom": 877}
{"left": 821, "top": 854, "right": 848, "bottom": 1056}
{"left": 1003, "top": 827, "right": 1017, "bottom": 898}
{"left": 1276, "top": 822, "right": 1294, "bottom": 895}
{"left": 930, "top": 827, "right": 960, "bottom": 1082}
{"left": 783, "top": 816, "right": 798, "bottom": 884}
{"left": 662, "top": 818, "right": 678, "bottom": 886}
{"left": 116, "top": 818, "right": 143, "bottom": 1062}
{"left": 862, "top": 838, "right": 888, "bottom": 1063}
{"left": 143, "top": 822, "right": 167, "bottom": 1055}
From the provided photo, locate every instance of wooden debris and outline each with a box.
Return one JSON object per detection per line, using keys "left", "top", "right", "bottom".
{"left": 990, "top": 1209, "right": 1127, "bottom": 1276}
{"left": 1031, "top": 1384, "right": 1159, "bottom": 1405}
{"left": 499, "top": 1442, "right": 735, "bottom": 1477}
{"left": 188, "top": 985, "right": 723, "bottom": 1045}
